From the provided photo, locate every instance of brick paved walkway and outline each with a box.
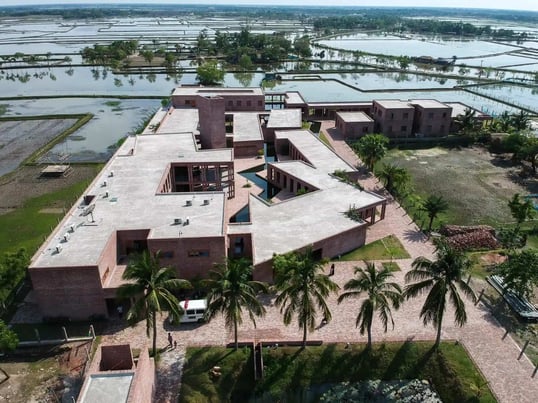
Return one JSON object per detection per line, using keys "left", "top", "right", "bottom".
{"left": 100, "top": 123, "right": 538, "bottom": 402}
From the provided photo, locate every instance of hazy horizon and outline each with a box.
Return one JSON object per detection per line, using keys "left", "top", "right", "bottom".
{"left": 1, "top": 0, "right": 537, "bottom": 13}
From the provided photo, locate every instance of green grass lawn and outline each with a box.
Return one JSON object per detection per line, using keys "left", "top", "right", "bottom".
{"left": 338, "top": 234, "right": 410, "bottom": 261}
{"left": 180, "top": 342, "right": 495, "bottom": 403}
{"left": 0, "top": 169, "right": 99, "bottom": 257}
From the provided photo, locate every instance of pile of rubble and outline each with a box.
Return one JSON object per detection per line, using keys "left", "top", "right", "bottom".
{"left": 439, "top": 225, "right": 500, "bottom": 251}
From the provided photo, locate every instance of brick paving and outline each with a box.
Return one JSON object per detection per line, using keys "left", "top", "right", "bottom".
{"left": 99, "top": 123, "right": 538, "bottom": 402}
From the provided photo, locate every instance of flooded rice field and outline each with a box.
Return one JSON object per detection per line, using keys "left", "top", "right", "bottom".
{"left": 0, "top": 15, "right": 536, "bottom": 166}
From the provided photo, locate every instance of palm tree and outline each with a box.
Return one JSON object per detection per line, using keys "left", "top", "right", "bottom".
{"left": 377, "top": 163, "right": 410, "bottom": 195}
{"left": 117, "top": 250, "right": 191, "bottom": 355}
{"left": 455, "top": 108, "right": 476, "bottom": 136}
{"left": 273, "top": 247, "right": 339, "bottom": 348}
{"left": 420, "top": 195, "right": 449, "bottom": 232}
{"left": 353, "top": 134, "right": 389, "bottom": 171}
{"left": 337, "top": 262, "right": 402, "bottom": 349}
{"left": 203, "top": 258, "right": 268, "bottom": 350}
{"left": 404, "top": 241, "right": 477, "bottom": 348}
{"left": 511, "top": 111, "right": 530, "bottom": 132}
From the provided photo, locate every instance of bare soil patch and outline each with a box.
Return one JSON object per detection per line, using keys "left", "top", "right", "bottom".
{"left": 0, "top": 341, "right": 91, "bottom": 403}
{"left": 385, "top": 146, "right": 538, "bottom": 225}
{"left": 0, "top": 119, "right": 77, "bottom": 177}
{"left": 0, "top": 165, "right": 99, "bottom": 216}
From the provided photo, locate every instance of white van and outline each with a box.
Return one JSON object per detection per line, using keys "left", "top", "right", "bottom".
{"left": 179, "top": 299, "right": 207, "bottom": 323}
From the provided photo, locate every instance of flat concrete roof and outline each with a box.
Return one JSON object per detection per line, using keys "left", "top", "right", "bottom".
{"left": 336, "top": 111, "right": 373, "bottom": 123}
{"left": 267, "top": 109, "right": 302, "bottom": 129}
{"left": 232, "top": 112, "right": 263, "bottom": 142}
{"left": 79, "top": 373, "right": 134, "bottom": 403}
{"left": 307, "top": 101, "right": 371, "bottom": 108}
{"left": 172, "top": 86, "right": 264, "bottom": 97}
{"left": 157, "top": 108, "right": 200, "bottom": 134}
{"left": 284, "top": 91, "right": 306, "bottom": 106}
{"left": 410, "top": 99, "right": 451, "bottom": 109}
{"left": 228, "top": 130, "right": 385, "bottom": 264}
{"left": 31, "top": 132, "right": 229, "bottom": 269}
{"left": 374, "top": 100, "right": 414, "bottom": 110}
{"left": 445, "top": 102, "right": 490, "bottom": 119}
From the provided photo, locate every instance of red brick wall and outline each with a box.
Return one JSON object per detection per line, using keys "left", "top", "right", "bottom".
{"left": 148, "top": 236, "right": 226, "bottom": 279}
{"left": 100, "top": 344, "right": 134, "bottom": 371}
{"left": 198, "top": 96, "right": 226, "bottom": 149}
{"left": 253, "top": 224, "right": 367, "bottom": 283}
{"left": 128, "top": 347, "right": 155, "bottom": 403}
{"left": 30, "top": 265, "right": 107, "bottom": 320}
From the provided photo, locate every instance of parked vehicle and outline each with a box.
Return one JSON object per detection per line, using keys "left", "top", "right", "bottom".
{"left": 179, "top": 299, "right": 207, "bottom": 323}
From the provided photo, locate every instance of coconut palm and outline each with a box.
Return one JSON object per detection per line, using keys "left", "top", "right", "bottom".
{"left": 273, "top": 247, "right": 339, "bottom": 348}
{"left": 203, "top": 258, "right": 268, "bottom": 350}
{"left": 420, "top": 195, "right": 449, "bottom": 232}
{"left": 117, "top": 250, "right": 191, "bottom": 355}
{"left": 455, "top": 107, "right": 476, "bottom": 135}
{"left": 404, "top": 241, "right": 477, "bottom": 348}
{"left": 377, "top": 163, "right": 410, "bottom": 195}
{"left": 511, "top": 111, "right": 530, "bottom": 132}
{"left": 337, "top": 262, "right": 402, "bottom": 349}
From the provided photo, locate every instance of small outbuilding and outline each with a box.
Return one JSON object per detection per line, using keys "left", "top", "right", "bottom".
{"left": 335, "top": 111, "right": 374, "bottom": 139}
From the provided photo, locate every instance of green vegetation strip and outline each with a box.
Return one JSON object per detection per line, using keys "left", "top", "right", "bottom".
{"left": 180, "top": 342, "right": 495, "bottom": 403}
{"left": 338, "top": 234, "right": 410, "bottom": 261}
{"left": 0, "top": 168, "right": 100, "bottom": 257}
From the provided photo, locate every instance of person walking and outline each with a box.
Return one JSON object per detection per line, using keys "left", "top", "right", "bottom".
{"left": 168, "top": 332, "right": 173, "bottom": 348}
{"left": 329, "top": 264, "right": 335, "bottom": 276}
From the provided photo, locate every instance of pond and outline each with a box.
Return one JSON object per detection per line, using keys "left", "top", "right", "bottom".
{"left": 2, "top": 98, "right": 159, "bottom": 162}
{"left": 317, "top": 37, "right": 519, "bottom": 59}
{"left": 268, "top": 79, "right": 519, "bottom": 115}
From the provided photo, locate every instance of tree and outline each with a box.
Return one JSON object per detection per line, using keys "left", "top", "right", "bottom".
{"left": 117, "top": 251, "right": 191, "bottom": 355}
{"left": 455, "top": 108, "right": 476, "bottom": 136}
{"left": 337, "top": 262, "right": 402, "bottom": 349}
{"left": 196, "top": 60, "right": 225, "bottom": 85}
{"left": 511, "top": 111, "right": 530, "bottom": 132}
{"left": 377, "top": 163, "right": 410, "bottom": 195}
{"left": 352, "top": 134, "right": 389, "bottom": 171}
{"left": 140, "top": 49, "right": 154, "bottom": 65}
{"left": 293, "top": 35, "right": 312, "bottom": 58}
{"left": 0, "top": 319, "right": 18, "bottom": 381}
{"left": 404, "top": 241, "right": 477, "bottom": 348}
{"left": 495, "top": 249, "right": 538, "bottom": 300}
{"left": 238, "top": 54, "right": 253, "bottom": 71}
{"left": 508, "top": 193, "right": 535, "bottom": 230}
{"left": 420, "top": 195, "right": 449, "bottom": 232}
{"left": 518, "top": 138, "right": 538, "bottom": 175}
{"left": 203, "top": 258, "right": 268, "bottom": 350}
{"left": 273, "top": 247, "right": 339, "bottom": 348}
{"left": 0, "top": 319, "right": 17, "bottom": 354}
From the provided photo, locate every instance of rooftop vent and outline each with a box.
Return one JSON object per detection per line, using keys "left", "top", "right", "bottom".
{"left": 184, "top": 217, "right": 190, "bottom": 226}
{"left": 174, "top": 218, "right": 182, "bottom": 225}
{"left": 62, "top": 233, "right": 70, "bottom": 243}
{"left": 108, "top": 171, "right": 114, "bottom": 177}
{"left": 69, "top": 225, "right": 75, "bottom": 233}
{"left": 203, "top": 199, "right": 210, "bottom": 205}
{"left": 186, "top": 200, "right": 192, "bottom": 207}
{"left": 54, "top": 245, "right": 62, "bottom": 254}
{"left": 102, "top": 181, "right": 107, "bottom": 187}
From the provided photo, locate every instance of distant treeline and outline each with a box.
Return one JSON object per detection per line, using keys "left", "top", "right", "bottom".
{"left": 313, "top": 16, "right": 529, "bottom": 40}
{"left": 1, "top": 5, "right": 537, "bottom": 25}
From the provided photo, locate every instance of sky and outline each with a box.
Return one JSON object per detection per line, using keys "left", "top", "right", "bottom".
{"left": 0, "top": 0, "right": 537, "bottom": 12}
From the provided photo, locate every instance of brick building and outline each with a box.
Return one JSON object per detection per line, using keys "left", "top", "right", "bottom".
{"left": 29, "top": 86, "right": 388, "bottom": 320}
